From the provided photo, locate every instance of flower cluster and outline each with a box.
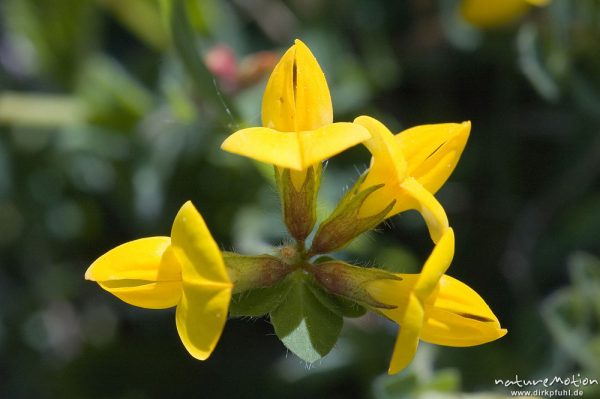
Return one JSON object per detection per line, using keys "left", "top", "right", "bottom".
{"left": 86, "top": 39, "right": 506, "bottom": 374}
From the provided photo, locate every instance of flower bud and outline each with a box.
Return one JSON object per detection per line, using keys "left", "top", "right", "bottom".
{"left": 309, "top": 176, "right": 394, "bottom": 255}
{"left": 223, "top": 252, "right": 291, "bottom": 294}
{"left": 275, "top": 164, "right": 321, "bottom": 242}
{"left": 311, "top": 260, "right": 400, "bottom": 309}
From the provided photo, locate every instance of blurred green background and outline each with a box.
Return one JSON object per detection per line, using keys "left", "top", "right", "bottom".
{"left": 1, "top": 0, "right": 599, "bottom": 398}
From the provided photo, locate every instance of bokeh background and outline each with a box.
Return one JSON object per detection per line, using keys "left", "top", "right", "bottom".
{"left": 1, "top": 0, "right": 599, "bottom": 398}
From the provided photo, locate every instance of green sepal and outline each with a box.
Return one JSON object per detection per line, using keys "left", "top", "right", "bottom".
{"left": 309, "top": 176, "right": 394, "bottom": 255}
{"left": 312, "top": 261, "right": 401, "bottom": 309}
{"left": 275, "top": 165, "right": 321, "bottom": 242}
{"left": 229, "top": 275, "right": 294, "bottom": 317}
{"left": 270, "top": 271, "right": 343, "bottom": 363}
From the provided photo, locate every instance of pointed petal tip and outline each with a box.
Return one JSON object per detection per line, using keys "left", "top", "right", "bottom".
{"left": 84, "top": 265, "right": 95, "bottom": 281}
{"left": 180, "top": 200, "right": 196, "bottom": 212}
{"left": 459, "top": 120, "right": 472, "bottom": 136}
{"left": 387, "top": 365, "right": 404, "bottom": 375}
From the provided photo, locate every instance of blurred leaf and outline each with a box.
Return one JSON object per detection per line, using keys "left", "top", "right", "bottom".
{"left": 100, "top": 0, "right": 167, "bottom": 50}
{"left": 541, "top": 252, "right": 600, "bottom": 372}
{"left": 271, "top": 271, "right": 343, "bottom": 363}
{"left": 373, "top": 368, "right": 461, "bottom": 399}
{"left": 517, "top": 23, "right": 560, "bottom": 102}
{"left": 77, "top": 55, "right": 155, "bottom": 129}
{"left": 373, "top": 372, "right": 419, "bottom": 399}
{"left": 4, "top": 0, "right": 98, "bottom": 86}
{"left": 163, "top": 0, "right": 239, "bottom": 125}
{"left": 0, "top": 92, "right": 85, "bottom": 127}
{"left": 373, "top": 246, "right": 420, "bottom": 274}
{"left": 425, "top": 369, "right": 461, "bottom": 392}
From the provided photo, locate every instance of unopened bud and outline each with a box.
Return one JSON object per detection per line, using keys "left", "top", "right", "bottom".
{"left": 312, "top": 261, "right": 400, "bottom": 309}
{"left": 223, "top": 252, "right": 291, "bottom": 294}
{"left": 275, "top": 165, "right": 321, "bottom": 243}
{"left": 309, "top": 178, "right": 394, "bottom": 255}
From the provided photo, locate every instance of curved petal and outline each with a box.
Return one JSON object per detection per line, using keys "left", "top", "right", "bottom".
{"left": 222, "top": 123, "right": 369, "bottom": 171}
{"left": 221, "top": 127, "right": 302, "bottom": 170}
{"left": 399, "top": 177, "right": 449, "bottom": 243}
{"left": 171, "top": 201, "right": 233, "bottom": 359}
{"left": 300, "top": 122, "right": 370, "bottom": 168}
{"left": 86, "top": 237, "right": 182, "bottom": 309}
{"left": 420, "top": 273, "right": 507, "bottom": 346}
{"left": 420, "top": 307, "right": 507, "bottom": 347}
{"left": 414, "top": 228, "right": 455, "bottom": 301}
{"left": 176, "top": 283, "right": 232, "bottom": 360}
{"left": 261, "top": 39, "right": 333, "bottom": 131}
{"left": 388, "top": 294, "right": 424, "bottom": 374}
{"left": 356, "top": 115, "right": 407, "bottom": 184}
{"left": 261, "top": 44, "right": 296, "bottom": 131}
{"left": 171, "top": 201, "right": 231, "bottom": 286}
{"left": 355, "top": 115, "right": 407, "bottom": 218}
{"left": 431, "top": 274, "right": 500, "bottom": 323}
{"left": 396, "top": 122, "right": 470, "bottom": 195}
{"left": 367, "top": 274, "right": 419, "bottom": 310}
{"left": 98, "top": 280, "right": 182, "bottom": 309}
{"left": 85, "top": 237, "right": 175, "bottom": 281}
{"left": 293, "top": 39, "right": 333, "bottom": 131}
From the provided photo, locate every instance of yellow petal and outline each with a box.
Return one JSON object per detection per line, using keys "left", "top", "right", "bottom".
{"left": 420, "top": 274, "right": 507, "bottom": 347}
{"left": 299, "top": 122, "right": 370, "bottom": 168}
{"left": 98, "top": 280, "right": 182, "bottom": 309}
{"left": 431, "top": 274, "right": 500, "bottom": 323}
{"left": 399, "top": 177, "right": 449, "bottom": 243}
{"left": 355, "top": 116, "right": 450, "bottom": 241}
{"left": 414, "top": 228, "right": 455, "bottom": 301}
{"left": 222, "top": 127, "right": 303, "bottom": 169}
{"left": 262, "top": 39, "right": 333, "bottom": 132}
{"left": 221, "top": 123, "right": 369, "bottom": 171}
{"left": 388, "top": 294, "right": 424, "bottom": 374}
{"left": 355, "top": 115, "right": 407, "bottom": 218}
{"left": 366, "top": 274, "right": 418, "bottom": 311}
{"left": 176, "top": 283, "right": 232, "bottom": 360}
{"left": 86, "top": 237, "right": 182, "bottom": 309}
{"left": 171, "top": 201, "right": 231, "bottom": 285}
{"left": 357, "top": 115, "right": 407, "bottom": 185}
{"left": 460, "top": 0, "right": 530, "bottom": 28}
{"left": 420, "top": 307, "right": 507, "bottom": 347}
{"left": 396, "top": 122, "right": 470, "bottom": 195}
{"left": 170, "top": 201, "right": 232, "bottom": 359}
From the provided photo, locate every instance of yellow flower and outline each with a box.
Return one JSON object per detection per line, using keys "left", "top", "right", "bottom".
{"left": 85, "top": 201, "right": 233, "bottom": 360}
{"left": 221, "top": 39, "right": 369, "bottom": 173}
{"left": 355, "top": 116, "right": 470, "bottom": 243}
{"left": 366, "top": 228, "right": 507, "bottom": 374}
{"left": 460, "top": 0, "right": 550, "bottom": 29}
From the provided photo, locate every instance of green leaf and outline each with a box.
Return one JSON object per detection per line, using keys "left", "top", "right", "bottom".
{"left": 373, "top": 368, "right": 460, "bottom": 399}
{"left": 424, "top": 369, "right": 461, "bottom": 392}
{"left": 229, "top": 276, "right": 293, "bottom": 317}
{"left": 373, "top": 372, "right": 418, "bottom": 399}
{"left": 306, "top": 282, "right": 367, "bottom": 318}
{"left": 270, "top": 272, "right": 343, "bottom": 363}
